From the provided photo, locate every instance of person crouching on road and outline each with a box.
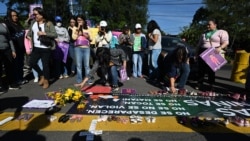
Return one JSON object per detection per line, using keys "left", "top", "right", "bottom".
{"left": 163, "top": 46, "right": 188, "bottom": 93}
{"left": 74, "top": 44, "right": 127, "bottom": 92}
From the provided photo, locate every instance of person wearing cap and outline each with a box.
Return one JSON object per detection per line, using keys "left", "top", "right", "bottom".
{"left": 118, "top": 24, "right": 134, "bottom": 79}
{"left": 53, "top": 16, "right": 70, "bottom": 79}
{"left": 95, "top": 20, "right": 112, "bottom": 48}
{"left": 131, "top": 23, "right": 146, "bottom": 78}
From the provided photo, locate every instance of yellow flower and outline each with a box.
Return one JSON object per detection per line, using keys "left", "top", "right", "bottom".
{"left": 64, "top": 96, "right": 70, "bottom": 101}
{"left": 77, "top": 103, "right": 85, "bottom": 109}
{"left": 65, "top": 88, "right": 74, "bottom": 94}
{"left": 72, "top": 95, "right": 80, "bottom": 101}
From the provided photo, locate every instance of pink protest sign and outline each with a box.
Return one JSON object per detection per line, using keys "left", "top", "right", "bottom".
{"left": 199, "top": 47, "right": 227, "bottom": 72}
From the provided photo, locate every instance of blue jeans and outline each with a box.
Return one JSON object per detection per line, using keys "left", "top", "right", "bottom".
{"left": 132, "top": 52, "right": 143, "bottom": 77}
{"left": 74, "top": 47, "right": 90, "bottom": 83}
{"left": 110, "top": 65, "right": 118, "bottom": 86}
{"left": 148, "top": 49, "right": 161, "bottom": 79}
{"left": 32, "top": 59, "right": 43, "bottom": 78}
{"left": 69, "top": 43, "right": 76, "bottom": 72}
{"left": 177, "top": 62, "right": 190, "bottom": 89}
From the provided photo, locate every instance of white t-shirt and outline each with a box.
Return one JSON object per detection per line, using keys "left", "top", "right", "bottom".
{"left": 148, "top": 28, "right": 162, "bottom": 50}
{"left": 32, "top": 22, "right": 48, "bottom": 48}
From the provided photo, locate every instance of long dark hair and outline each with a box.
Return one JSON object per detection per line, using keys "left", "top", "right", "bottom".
{"left": 76, "top": 14, "right": 88, "bottom": 30}
{"left": 173, "top": 45, "right": 188, "bottom": 64}
{"left": 33, "top": 7, "right": 47, "bottom": 20}
{"left": 96, "top": 47, "right": 110, "bottom": 68}
{"left": 147, "top": 20, "right": 161, "bottom": 34}
{"left": 6, "top": 9, "right": 18, "bottom": 22}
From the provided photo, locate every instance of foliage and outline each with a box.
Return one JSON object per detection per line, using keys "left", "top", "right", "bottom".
{"left": 86, "top": 0, "right": 149, "bottom": 30}
{"left": 46, "top": 88, "right": 87, "bottom": 111}
{"left": 1, "top": 0, "right": 149, "bottom": 31}
{"left": 180, "top": 0, "right": 250, "bottom": 52}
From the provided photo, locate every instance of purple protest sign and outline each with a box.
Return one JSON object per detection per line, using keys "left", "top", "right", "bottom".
{"left": 119, "top": 67, "right": 128, "bottom": 82}
{"left": 199, "top": 47, "right": 227, "bottom": 72}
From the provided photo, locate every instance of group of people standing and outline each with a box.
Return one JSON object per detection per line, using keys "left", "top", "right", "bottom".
{"left": 3, "top": 7, "right": 249, "bottom": 101}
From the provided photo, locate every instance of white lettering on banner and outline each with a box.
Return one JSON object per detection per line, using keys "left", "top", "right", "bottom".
{"left": 168, "top": 103, "right": 181, "bottom": 106}
{"left": 86, "top": 110, "right": 158, "bottom": 115}
{"left": 158, "top": 107, "right": 169, "bottom": 110}
{"left": 172, "top": 107, "right": 186, "bottom": 110}
{"left": 183, "top": 100, "right": 248, "bottom": 108}
{"left": 175, "top": 112, "right": 191, "bottom": 116}
{"left": 153, "top": 99, "right": 163, "bottom": 102}
{"left": 225, "top": 101, "right": 246, "bottom": 107}
{"left": 122, "top": 98, "right": 152, "bottom": 102}
{"left": 89, "top": 105, "right": 126, "bottom": 109}
{"left": 210, "top": 101, "right": 232, "bottom": 107}
{"left": 142, "top": 106, "right": 155, "bottom": 110}
{"left": 124, "top": 102, "right": 154, "bottom": 105}
{"left": 195, "top": 100, "right": 211, "bottom": 106}
{"left": 160, "top": 111, "right": 173, "bottom": 115}
{"left": 165, "top": 100, "right": 178, "bottom": 102}
{"left": 128, "top": 106, "right": 139, "bottom": 109}
{"left": 155, "top": 102, "right": 166, "bottom": 106}
{"left": 216, "top": 108, "right": 250, "bottom": 116}
{"left": 183, "top": 100, "right": 199, "bottom": 106}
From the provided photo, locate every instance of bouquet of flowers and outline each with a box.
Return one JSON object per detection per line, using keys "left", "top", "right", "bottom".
{"left": 46, "top": 88, "right": 87, "bottom": 111}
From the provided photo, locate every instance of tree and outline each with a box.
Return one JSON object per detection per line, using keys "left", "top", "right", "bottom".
{"left": 180, "top": 0, "right": 250, "bottom": 51}
{"left": 86, "top": 0, "right": 149, "bottom": 30}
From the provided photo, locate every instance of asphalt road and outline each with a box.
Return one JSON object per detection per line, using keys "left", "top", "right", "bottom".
{"left": 0, "top": 63, "right": 249, "bottom": 141}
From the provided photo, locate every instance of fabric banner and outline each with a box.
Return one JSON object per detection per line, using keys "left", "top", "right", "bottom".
{"left": 67, "top": 94, "right": 250, "bottom": 117}
{"left": 200, "top": 47, "right": 227, "bottom": 72}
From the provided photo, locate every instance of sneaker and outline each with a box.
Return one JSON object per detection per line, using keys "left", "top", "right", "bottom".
{"left": 104, "top": 82, "right": 110, "bottom": 86}
{"left": 9, "top": 84, "right": 20, "bottom": 90}
{"left": 69, "top": 72, "right": 75, "bottom": 77}
{"left": 18, "top": 79, "right": 28, "bottom": 85}
{"left": 59, "top": 75, "right": 63, "bottom": 79}
{"left": 63, "top": 75, "right": 69, "bottom": 78}
{"left": 34, "top": 77, "right": 39, "bottom": 83}
{"left": 112, "top": 85, "right": 119, "bottom": 92}
{"left": 195, "top": 83, "right": 202, "bottom": 90}
{"left": 232, "top": 116, "right": 244, "bottom": 127}
{"left": 87, "top": 80, "right": 93, "bottom": 85}
{"left": 127, "top": 77, "right": 130, "bottom": 80}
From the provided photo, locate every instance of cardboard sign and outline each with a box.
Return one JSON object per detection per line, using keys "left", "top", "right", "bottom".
{"left": 200, "top": 47, "right": 227, "bottom": 72}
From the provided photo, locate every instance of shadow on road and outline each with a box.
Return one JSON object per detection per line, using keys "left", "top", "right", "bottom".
{"left": 71, "top": 130, "right": 103, "bottom": 141}
{"left": 0, "top": 114, "right": 50, "bottom": 141}
{"left": 0, "top": 96, "right": 29, "bottom": 119}
{"left": 175, "top": 116, "right": 250, "bottom": 141}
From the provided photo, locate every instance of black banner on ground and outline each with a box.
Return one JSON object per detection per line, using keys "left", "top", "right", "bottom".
{"left": 67, "top": 94, "right": 250, "bottom": 117}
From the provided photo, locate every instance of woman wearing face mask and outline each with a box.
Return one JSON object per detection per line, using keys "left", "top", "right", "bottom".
{"left": 53, "top": 16, "right": 70, "bottom": 79}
